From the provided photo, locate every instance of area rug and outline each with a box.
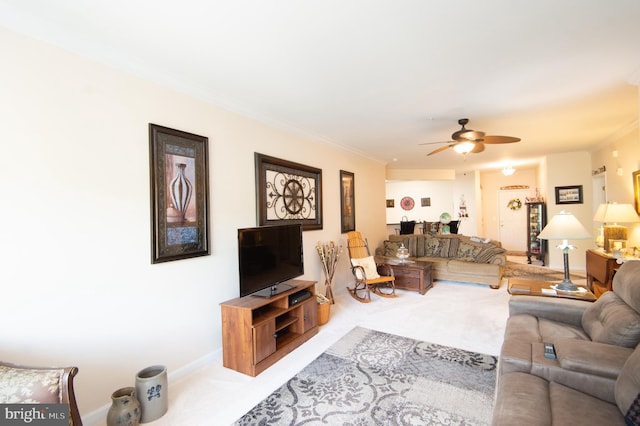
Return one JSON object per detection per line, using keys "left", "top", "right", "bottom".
{"left": 234, "top": 327, "right": 497, "bottom": 425}
{"left": 503, "top": 261, "right": 587, "bottom": 285}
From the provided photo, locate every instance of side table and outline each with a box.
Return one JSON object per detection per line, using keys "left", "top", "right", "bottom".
{"left": 508, "top": 278, "right": 596, "bottom": 302}
{"left": 377, "top": 257, "right": 433, "bottom": 295}
{"left": 586, "top": 249, "right": 620, "bottom": 298}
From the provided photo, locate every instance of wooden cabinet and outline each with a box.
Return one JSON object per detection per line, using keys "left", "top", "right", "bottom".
{"left": 385, "top": 260, "right": 433, "bottom": 295}
{"left": 586, "top": 249, "right": 620, "bottom": 298}
{"left": 220, "top": 280, "right": 318, "bottom": 376}
{"left": 526, "top": 202, "right": 547, "bottom": 265}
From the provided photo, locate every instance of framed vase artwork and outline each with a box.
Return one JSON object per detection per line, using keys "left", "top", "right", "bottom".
{"left": 255, "top": 153, "right": 323, "bottom": 230}
{"left": 340, "top": 170, "right": 355, "bottom": 233}
{"left": 149, "top": 124, "right": 210, "bottom": 263}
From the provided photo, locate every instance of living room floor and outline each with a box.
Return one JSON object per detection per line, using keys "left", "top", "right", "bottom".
{"left": 137, "top": 277, "right": 512, "bottom": 426}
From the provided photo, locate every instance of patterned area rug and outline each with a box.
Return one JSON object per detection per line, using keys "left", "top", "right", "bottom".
{"left": 503, "top": 261, "right": 587, "bottom": 285}
{"left": 234, "top": 327, "right": 497, "bottom": 425}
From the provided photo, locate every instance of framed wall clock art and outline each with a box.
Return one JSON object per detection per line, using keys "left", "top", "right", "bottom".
{"left": 400, "top": 196, "right": 415, "bottom": 211}
{"left": 255, "top": 153, "right": 323, "bottom": 230}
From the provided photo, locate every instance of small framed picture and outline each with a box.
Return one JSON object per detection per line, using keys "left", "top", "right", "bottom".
{"left": 386, "top": 199, "right": 395, "bottom": 208}
{"left": 634, "top": 170, "right": 640, "bottom": 215}
{"left": 421, "top": 197, "right": 431, "bottom": 207}
{"left": 340, "top": 170, "right": 355, "bottom": 233}
{"left": 555, "top": 185, "right": 583, "bottom": 205}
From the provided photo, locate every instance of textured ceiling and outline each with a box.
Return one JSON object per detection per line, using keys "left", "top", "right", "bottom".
{"left": 1, "top": 0, "right": 639, "bottom": 173}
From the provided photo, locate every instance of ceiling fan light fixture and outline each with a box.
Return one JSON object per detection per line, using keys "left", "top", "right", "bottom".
{"left": 453, "top": 141, "right": 475, "bottom": 154}
{"left": 502, "top": 165, "right": 516, "bottom": 176}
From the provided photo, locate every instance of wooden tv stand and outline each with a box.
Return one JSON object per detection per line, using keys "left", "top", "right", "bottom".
{"left": 220, "top": 280, "right": 318, "bottom": 376}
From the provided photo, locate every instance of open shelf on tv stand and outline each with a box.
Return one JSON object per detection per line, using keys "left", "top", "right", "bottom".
{"left": 220, "top": 280, "right": 318, "bottom": 376}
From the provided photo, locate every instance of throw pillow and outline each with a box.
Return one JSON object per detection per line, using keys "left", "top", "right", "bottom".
{"left": 457, "top": 242, "right": 483, "bottom": 262}
{"left": 424, "top": 237, "right": 442, "bottom": 257}
{"left": 476, "top": 245, "right": 507, "bottom": 263}
{"left": 625, "top": 392, "right": 640, "bottom": 426}
{"left": 351, "top": 256, "right": 381, "bottom": 280}
{"left": 383, "top": 240, "right": 403, "bottom": 257}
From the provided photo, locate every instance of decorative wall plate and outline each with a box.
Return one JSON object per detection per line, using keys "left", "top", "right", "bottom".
{"left": 400, "top": 196, "right": 415, "bottom": 211}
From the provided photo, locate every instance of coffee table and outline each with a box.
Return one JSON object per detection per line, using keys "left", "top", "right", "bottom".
{"left": 376, "top": 257, "right": 433, "bottom": 295}
{"left": 508, "top": 278, "right": 596, "bottom": 301}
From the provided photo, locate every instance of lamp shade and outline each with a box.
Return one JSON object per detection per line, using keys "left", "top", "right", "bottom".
{"left": 538, "top": 211, "right": 591, "bottom": 241}
{"left": 595, "top": 203, "right": 639, "bottom": 224}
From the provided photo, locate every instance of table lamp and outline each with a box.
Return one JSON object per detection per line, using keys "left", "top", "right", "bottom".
{"left": 593, "top": 203, "right": 639, "bottom": 253}
{"left": 537, "top": 211, "right": 591, "bottom": 292}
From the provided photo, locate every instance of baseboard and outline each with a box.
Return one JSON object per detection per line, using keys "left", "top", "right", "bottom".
{"left": 82, "top": 349, "right": 221, "bottom": 425}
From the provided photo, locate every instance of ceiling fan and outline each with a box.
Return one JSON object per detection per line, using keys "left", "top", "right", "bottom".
{"left": 421, "top": 118, "right": 521, "bottom": 156}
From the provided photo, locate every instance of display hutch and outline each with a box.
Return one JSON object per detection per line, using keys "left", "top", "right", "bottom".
{"left": 220, "top": 280, "right": 318, "bottom": 377}
{"left": 526, "top": 201, "right": 547, "bottom": 265}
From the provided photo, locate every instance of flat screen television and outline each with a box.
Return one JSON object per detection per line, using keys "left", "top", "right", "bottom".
{"left": 238, "top": 223, "right": 304, "bottom": 298}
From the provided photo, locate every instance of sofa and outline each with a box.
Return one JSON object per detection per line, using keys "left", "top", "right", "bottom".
{"left": 376, "top": 233, "right": 506, "bottom": 288}
{"left": 493, "top": 260, "right": 640, "bottom": 425}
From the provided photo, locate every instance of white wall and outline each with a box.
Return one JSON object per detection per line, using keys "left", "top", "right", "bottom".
{"left": 0, "top": 27, "right": 386, "bottom": 420}
{"left": 544, "top": 152, "right": 593, "bottom": 271}
{"left": 385, "top": 180, "right": 454, "bottom": 231}
{"left": 590, "top": 125, "right": 640, "bottom": 249}
{"left": 479, "top": 167, "right": 539, "bottom": 241}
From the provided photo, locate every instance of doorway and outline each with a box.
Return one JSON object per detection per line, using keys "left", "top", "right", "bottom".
{"left": 498, "top": 188, "right": 534, "bottom": 252}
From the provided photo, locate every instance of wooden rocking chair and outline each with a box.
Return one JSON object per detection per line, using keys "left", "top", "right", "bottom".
{"left": 346, "top": 231, "right": 396, "bottom": 302}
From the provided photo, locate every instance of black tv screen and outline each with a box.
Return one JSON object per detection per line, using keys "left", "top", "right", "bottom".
{"left": 238, "top": 224, "right": 304, "bottom": 298}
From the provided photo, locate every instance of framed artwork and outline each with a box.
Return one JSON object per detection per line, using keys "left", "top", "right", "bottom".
{"left": 633, "top": 170, "right": 640, "bottom": 215}
{"left": 400, "top": 196, "right": 415, "bottom": 211}
{"left": 386, "top": 199, "right": 395, "bottom": 208}
{"left": 555, "top": 185, "right": 583, "bottom": 205}
{"left": 149, "top": 124, "right": 210, "bottom": 263}
{"left": 255, "top": 153, "right": 322, "bottom": 230}
{"left": 340, "top": 170, "right": 355, "bottom": 233}
{"left": 421, "top": 197, "right": 431, "bottom": 207}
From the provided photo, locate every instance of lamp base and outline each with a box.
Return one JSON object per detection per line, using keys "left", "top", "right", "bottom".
{"left": 554, "top": 279, "right": 579, "bottom": 292}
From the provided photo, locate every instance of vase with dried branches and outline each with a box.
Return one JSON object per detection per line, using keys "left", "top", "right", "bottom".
{"left": 315, "top": 241, "right": 342, "bottom": 304}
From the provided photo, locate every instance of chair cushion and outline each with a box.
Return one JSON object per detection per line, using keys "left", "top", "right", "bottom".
{"left": 0, "top": 365, "right": 63, "bottom": 403}
{"left": 582, "top": 291, "right": 640, "bottom": 348}
{"left": 351, "top": 256, "right": 380, "bottom": 279}
{"left": 612, "top": 260, "right": 640, "bottom": 314}
{"left": 616, "top": 344, "right": 640, "bottom": 420}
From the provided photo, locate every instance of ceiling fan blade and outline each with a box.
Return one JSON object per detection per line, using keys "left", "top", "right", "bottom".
{"left": 471, "top": 142, "right": 485, "bottom": 153}
{"left": 481, "top": 135, "right": 521, "bottom": 144}
{"left": 426, "top": 144, "right": 454, "bottom": 156}
{"left": 419, "top": 140, "right": 455, "bottom": 146}
{"left": 454, "top": 130, "right": 485, "bottom": 141}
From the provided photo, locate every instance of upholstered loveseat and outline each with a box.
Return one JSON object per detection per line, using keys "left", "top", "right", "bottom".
{"left": 376, "top": 233, "right": 506, "bottom": 288}
{"left": 493, "top": 260, "right": 640, "bottom": 425}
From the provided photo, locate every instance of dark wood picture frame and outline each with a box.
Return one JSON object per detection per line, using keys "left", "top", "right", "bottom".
{"left": 340, "top": 170, "right": 355, "bottom": 233}
{"left": 633, "top": 170, "right": 640, "bottom": 215}
{"left": 255, "top": 153, "right": 322, "bottom": 230}
{"left": 555, "top": 185, "right": 583, "bottom": 205}
{"left": 149, "top": 124, "right": 210, "bottom": 263}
